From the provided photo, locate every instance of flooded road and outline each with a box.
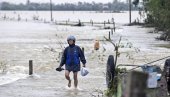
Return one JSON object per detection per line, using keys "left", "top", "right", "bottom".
{"left": 0, "top": 21, "right": 107, "bottom": 97}
{"left": 0, "top": 11, "right": 170, "bottom": 97}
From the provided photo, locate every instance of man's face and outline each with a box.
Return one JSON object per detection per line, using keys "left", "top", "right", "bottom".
{"left": 68, "top": 40, "right": 74, "bottom": 45}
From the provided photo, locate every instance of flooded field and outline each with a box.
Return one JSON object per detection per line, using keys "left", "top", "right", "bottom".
{"left": 0, "top": 11, "right": 170, "bottom": 97}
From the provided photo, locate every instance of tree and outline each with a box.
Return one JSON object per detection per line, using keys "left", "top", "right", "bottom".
{"left": 144, "top": 0, "right": 170, "bottom": 40}
{"left": 0, "top": 1, "right": 138, "bottom": 11}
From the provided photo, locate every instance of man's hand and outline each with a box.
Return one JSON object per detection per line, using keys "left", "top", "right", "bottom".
{"left": 56, "top": 66, "right": 64, "bottom": 72}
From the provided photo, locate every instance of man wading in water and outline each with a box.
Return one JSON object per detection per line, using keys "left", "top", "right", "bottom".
{"left": 58, "top": 35, "right": 86, "bottom": 88}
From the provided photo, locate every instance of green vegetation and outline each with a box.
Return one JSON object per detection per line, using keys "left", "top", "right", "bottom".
{"left": 143, "top": 0, "right": 170, "bottom": 40}
{"left": 132, "top": 0, "right": 170, "bottom": 40}
{"left": 0, "top": 1, "right": 138, "bottom": 11}
{"left": 105, "top": 68, "right": 126, "bottom": 97}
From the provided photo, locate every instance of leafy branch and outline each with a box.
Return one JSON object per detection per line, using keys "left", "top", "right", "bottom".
{"left": 104, "top": 36, "right": 122, "bottom": 66}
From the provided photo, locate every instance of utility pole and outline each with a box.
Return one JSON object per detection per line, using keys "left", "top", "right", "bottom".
{"left": 0, "top": 3, "right": 1, "bottom": 10}
{"left": 50, "top": 0, "right": 53, "bottom": 21}
{"left": 129, "top": 0, "right": 132, "bottom": 24}
{"left": 27, "top": 0, "right": 30, "bottom": 5}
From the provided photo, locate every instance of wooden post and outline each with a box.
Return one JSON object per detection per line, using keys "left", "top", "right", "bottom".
{"left": 29, "top": 60, "right": 33, "bottom": 75}
{"left": 90, "top": 20, "right": 93, "bottom": 26}
{"left": 111, "top": 28, "right": 113, "bottom": 35}
{"left": 50, "top": 0, "right": 53, "bottom": 21}
{"left": 108, "top": 19, "right": 110, "bottom": 24}
{"left": 125, "top": 71, "right": 148, "bottom": 97}
{"left": 92, "top": 20, "right": 93, "bottom": 26}
{"left": 112, "top": 18, "right": 114, "bottom": 23}
{"left": 113, "top": 22, "right": 116, "bottom": 32}
{"left": 104, "top": 21, "right": 106, "bottom": 28}
{"left": 109, "top": 31, "right": 111, "bottom": 40}
{"left": 129, "top": 0, "right": 132, "bottom": 24}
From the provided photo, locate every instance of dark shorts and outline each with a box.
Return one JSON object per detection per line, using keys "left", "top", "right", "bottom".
{"left": 65, "top": 64, "right": 80, "bottom": 72}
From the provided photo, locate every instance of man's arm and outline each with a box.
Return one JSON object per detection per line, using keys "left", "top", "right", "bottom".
{"left": 78, "top": 47, "right": 86, "bottom": 67}
{"left": 59, "top": 48, "right": 67, "bottom": 67}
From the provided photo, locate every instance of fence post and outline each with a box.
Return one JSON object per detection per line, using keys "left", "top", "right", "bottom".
{"left": 92, "top": 20, "right": 93, "bottom": 26}
{"left": 109, "top": 31, "right": 111, "bottom": 40}
{"left": 111, "top": 28, "right": 113, "bottom": 35}
{"left": 104, "top": 21, "right": 106, "bottom": 28}
{"left": 29, "top": 60, "right": 33, "bottom": 75}
{"left": 113, "top": 22, "right": 116, "bottom": 32}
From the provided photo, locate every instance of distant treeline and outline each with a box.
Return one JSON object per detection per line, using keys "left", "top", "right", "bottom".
{"left": 0, "top": 1, "right": 138, "bottom": 11}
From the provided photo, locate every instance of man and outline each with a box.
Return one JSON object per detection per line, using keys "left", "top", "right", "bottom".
{"left": 58, "top": 35, "right": 86, "bottom": 88}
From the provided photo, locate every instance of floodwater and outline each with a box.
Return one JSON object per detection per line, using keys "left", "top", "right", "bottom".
{"left": 0, "top": 11, "right": 170, "bottom": 97}
{"left": 0, "top": 11, "right": 143, "bottom": 23}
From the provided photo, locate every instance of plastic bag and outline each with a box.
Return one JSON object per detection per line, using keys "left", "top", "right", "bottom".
{"left": 81, "top": 67, "right": 89, "bottom": 76}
